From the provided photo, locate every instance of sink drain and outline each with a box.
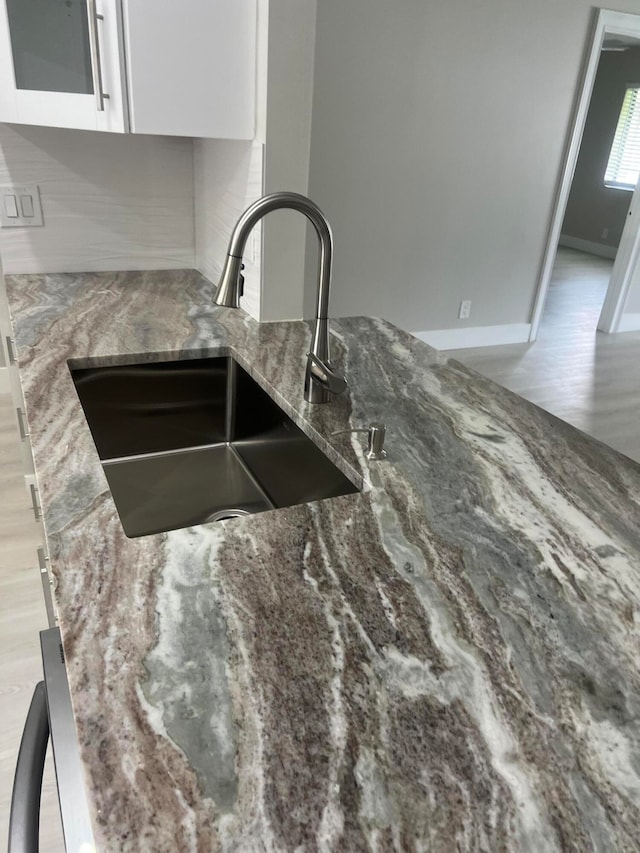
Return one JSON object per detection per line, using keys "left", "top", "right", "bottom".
{"left": 207, "top": 508, "right": 252, "bottom": 523}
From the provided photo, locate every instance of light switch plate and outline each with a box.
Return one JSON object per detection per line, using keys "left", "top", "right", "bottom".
{"left": 0, "top": 184, "right": 44, "bottom": 227}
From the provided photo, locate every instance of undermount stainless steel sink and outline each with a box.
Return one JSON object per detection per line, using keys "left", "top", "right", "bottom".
{"left": 70, "top": 356, "right": 359, "bottom": 538}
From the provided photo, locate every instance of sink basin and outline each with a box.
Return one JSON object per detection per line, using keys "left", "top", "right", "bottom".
{"left": 70, "top": 356, "right": 359, "bottom": 538}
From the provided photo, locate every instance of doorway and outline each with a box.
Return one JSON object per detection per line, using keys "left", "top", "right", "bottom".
{"left": 531, "top": 9, "right": 640, "bottom": 341}
{"left": 537, "top": 248, "right": 613, "bottom": 349}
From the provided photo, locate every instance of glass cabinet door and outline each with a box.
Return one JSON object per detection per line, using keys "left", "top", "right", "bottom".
{"left": 5, "top": 0, "right": 94, "bottom": 95}
{"left": 0, "top": 0, "right": 127, "bottom": 132}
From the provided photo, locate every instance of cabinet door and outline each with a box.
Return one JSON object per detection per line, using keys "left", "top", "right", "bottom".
{"left": 122, "top": 0, "right": 256, "bottom": 139}
{"left": 0, "top": 0, "right": 128, "bottom": 132}
{"left": 0, "top": 267, "right": 35, "bottom": 475}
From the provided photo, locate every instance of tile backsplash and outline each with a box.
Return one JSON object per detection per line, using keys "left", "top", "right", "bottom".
{"left": 0, "top": 123, "right": 194, "bottom": 274}
{"left": 194, "top": 138, "right": 263, "bottom": 320}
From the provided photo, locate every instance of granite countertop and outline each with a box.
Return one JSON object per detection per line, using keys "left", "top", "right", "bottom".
{"left": 6, "top": 269, "right": 640, "bottom": 851}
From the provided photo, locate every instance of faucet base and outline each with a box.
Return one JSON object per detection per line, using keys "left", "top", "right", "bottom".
{"left": 304, "top": 379, "right": 332, "bottom": 404}
{"left": 304, "top": 353, "right": 347, "bottom": 403}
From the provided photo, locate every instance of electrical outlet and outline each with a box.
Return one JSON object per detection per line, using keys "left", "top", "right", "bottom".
{"left": 601, "top": 227, "right": 609, "bottom": 239}
{"left": 459, "top": 299, "right": 472, "bottom": 320}
{"left": 0, "top": 184, "right": 44, "bottom": 227}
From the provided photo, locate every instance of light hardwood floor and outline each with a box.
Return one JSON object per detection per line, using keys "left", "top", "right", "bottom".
{"left": 450, "top": 246, "right": 640, "bottom": 464}
{"left": 0, "top": 394, "right": 64, "bottom": 850}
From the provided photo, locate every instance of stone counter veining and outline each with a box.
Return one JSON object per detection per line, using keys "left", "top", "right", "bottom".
{"left": 6, "top": 269, "right": 640, "bottom": 852}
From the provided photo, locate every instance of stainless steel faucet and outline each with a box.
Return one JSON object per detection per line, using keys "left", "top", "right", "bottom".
{"left": 213, "top": 191, "right": 348, "bottom": 404}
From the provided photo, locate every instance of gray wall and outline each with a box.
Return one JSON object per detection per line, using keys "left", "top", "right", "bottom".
{"left": 261, "top": 0, "right": 316, "bottom": 322}
{"left": 562, "top": 48, "right": 640, "bottom": 253}
{"left": 303, "top": 0, "right": 640, "bottom": 334}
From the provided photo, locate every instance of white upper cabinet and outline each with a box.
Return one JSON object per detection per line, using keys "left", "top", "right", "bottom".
{"left": 122, "top": 0, "right": 256, "bottom": 139}
{"left": 0, "top": 0, "right": 128, "bottom": 132}
{"left": 0, "top": 0, "right": 256, "bottom": 139}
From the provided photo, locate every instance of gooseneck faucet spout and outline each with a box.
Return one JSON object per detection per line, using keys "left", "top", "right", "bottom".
{"left": 214, "top": 192, "right": 347, "bottom": 404}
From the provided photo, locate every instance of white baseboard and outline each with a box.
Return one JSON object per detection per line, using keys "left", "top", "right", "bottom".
{"left": 0, "top": 367, "right": 9, "bottom": 394}
{"left": 412, "top": 323, "right": 532, "bottom": 351}
{"left": 617, "top": 312, "right": 640, "bottom": 332}
{"left": 558, "top": 234, "right": 617, "bottom": 260}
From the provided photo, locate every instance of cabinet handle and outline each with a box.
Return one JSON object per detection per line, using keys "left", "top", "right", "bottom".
{"left": 6, "top": 335, "right": 16, "bottom": 365}
{"left": 30, "top": 484, "right": 41, "bottom": 522}
{"left": 87, "top": 0, "right": 110, "bottom": 112}
{"left": 16, "top": 407, "right": 30, "bottom": 440}
{"left": 37, "top": 546, "right": 48, "bottom": 571}
{"left": 40, "top": 569, "right": 56, "bottom": 628}
{"left": 37, "top": 548, "right": 56, "bottom": 628}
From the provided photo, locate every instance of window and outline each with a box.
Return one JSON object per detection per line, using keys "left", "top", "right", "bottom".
{"left": 605, "top": 86, "right": 640, "bottom": 190}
